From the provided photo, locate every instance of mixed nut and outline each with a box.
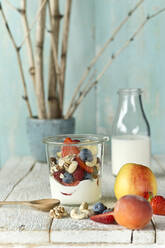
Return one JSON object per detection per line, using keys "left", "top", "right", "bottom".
{"left": 49, "top": 205, "right": 68, "bottom": 219}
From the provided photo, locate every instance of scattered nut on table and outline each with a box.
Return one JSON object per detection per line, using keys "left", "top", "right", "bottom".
{"left": 70, "top": 202, "right": 93, "bottom": 219}
{"left": 70, "top": 208, "right": 89, "bottom": 220}
{"left": 79, "top": 202, "right": 88, "bottom": 211}
{"left": 49, "top": 206, "right": 68, "bottom": 219}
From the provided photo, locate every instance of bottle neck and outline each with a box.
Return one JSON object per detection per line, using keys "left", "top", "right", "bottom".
{"left": 112, "top": 89, "right": 150, "bottom": 136}
{"left": 118, "top": 93, "right": 142, "bottom": 113}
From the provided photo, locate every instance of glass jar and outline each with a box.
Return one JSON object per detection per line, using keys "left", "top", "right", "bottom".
{"left": 111, "top": 88, "right": 151, "bottom": 176}
{"left": 43, "top": 134, "right": 109, "bottom": 205}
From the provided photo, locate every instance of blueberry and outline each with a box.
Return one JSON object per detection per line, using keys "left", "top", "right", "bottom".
{"left": 93, "top": 202, "right": 107, "bottom": 214}
{"left": 84, "top": 172, "right": 92, "bottom": 180}
{"left": 103, "top": 208, "right": 114, "bottom": 213}
{"left": 79, "top": 149, "right": 93, "bottom": 162}
{"left": 62, "top": 172, "right": 73, "bottom": 184}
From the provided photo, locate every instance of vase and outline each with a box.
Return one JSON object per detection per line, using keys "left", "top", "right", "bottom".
{"left": 26, "top": 117, "right": 75, "bottom": 162}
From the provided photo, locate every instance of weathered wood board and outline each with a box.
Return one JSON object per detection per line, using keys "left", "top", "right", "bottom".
{"left": 0, "top": 156, "right": 165, "bottom": 247}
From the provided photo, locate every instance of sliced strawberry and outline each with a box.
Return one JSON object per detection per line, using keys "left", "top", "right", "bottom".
{"left": 62, "top": 137, "right": 80, "bottom": 157}
{"left": 62, "top": 146, "right": 80, "bottom": 157}
{"left": 64, "top": 137, "right": 73, "bottom": 143}
{"left": 150, "top": 195, "right": 165, "bottom": 215}
{"left": 90, "top": 212, "right": 115, "bottom": 224}
{"left": 61, "top": 180, "right": 80, "bottom": 187}
{"left": 53, "top": 171, "right": 62, "bottom": 183}
{"left": 76, "top": 157, "right": 93, "bottom": 173}
{"left": 63, "top": 137, "right": 80, "bottom": 144}
{"left": 72, "top": 139, "right": 80, "bottom": 143}
{"left": 73, "top": 166, "right": 85, "bottom": 181}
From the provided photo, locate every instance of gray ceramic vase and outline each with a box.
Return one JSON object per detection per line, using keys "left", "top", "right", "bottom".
{"left": 26, "top": 117, "right": 75, "bottom": 162}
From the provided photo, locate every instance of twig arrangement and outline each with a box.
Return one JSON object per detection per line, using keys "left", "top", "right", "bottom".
{"left": 0, "top": 0, "right": 165, "bottom": 120}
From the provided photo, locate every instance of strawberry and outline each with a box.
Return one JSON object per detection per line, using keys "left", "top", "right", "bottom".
{"left": 90, "top": 212, "right": 115, "bottom": 224}
{"left": 76, "top": 157, "right": 94, "bottom": 173}
{"left": 72, "top": 139, "right": 81, "bottom": 143}
{"left": 73, "top": 165, "right": 85, "bottom": 181}
{"left": 143, "top": 192, "right": 153, "bottom": 201}
{"left": 63, "top": 137, "right": 80, "bottom": 144}
{"left": 62, "top": 137, "right": 80, "bottom": 157}
{"left": 53, "top": 171, "right": 62, "bottom": 183}
{"left": 150, "top": 195, "right": 165, "bottom": 215}
{"left": 63, "top": 137, "right": 73, "bottom": 143}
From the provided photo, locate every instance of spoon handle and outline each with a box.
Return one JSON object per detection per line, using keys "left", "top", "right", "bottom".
{"left": 0, "top": 201, "right": 31, "bottom": 206}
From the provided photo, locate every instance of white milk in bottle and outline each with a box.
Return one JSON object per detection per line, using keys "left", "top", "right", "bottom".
{"left": 111, "top": 135, "right": 151, "bottom": 176}
{"left": 111, "top": 89, "right": 151, "bottom": 176}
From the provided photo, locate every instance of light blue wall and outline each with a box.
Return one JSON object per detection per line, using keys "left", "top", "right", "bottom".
{"left": 0, "top": 0, "right": 165, "bottom": 166}
{"left": 95, "top": 0, "right": 165, "bottom": 155}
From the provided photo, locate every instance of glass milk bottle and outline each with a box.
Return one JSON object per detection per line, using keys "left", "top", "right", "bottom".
{"left": 111, "top": 88, "right": 151, "bottom": 176}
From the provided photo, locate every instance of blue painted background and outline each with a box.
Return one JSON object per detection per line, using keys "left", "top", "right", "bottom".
{"left": 0, "top": 0, "right": 165, "bottom": 166}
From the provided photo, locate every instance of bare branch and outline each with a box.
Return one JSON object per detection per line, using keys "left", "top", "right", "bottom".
{"left": 48, "top": 0, "right": 63, "bottom": 113}
{"left": 65, "top": 0, "right": 144, "bottom": 118}
{"left": 35, "top": 0, "right": 47, "bottom": 119}
{"left": 65, "top": 6, "right": 165, "bottom": 118}
{"left": 21, "top": 0, "right": 36, "bottom": 91}
{"left": 4, "top": 0, "right": 20, "bottom": 12}
{"left": 19, "top": 0, "right": 48, "bottom": 49}
{"left": 0, "top": 3, "right": 32, "bottom": 117}
{"left": 60, "top": 0, "right": 72, "bottom": 113}
{"left": 47, "top": 0, "right": 61, "bottom": 119}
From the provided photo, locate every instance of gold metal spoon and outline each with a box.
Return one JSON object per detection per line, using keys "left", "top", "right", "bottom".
{"left": 0, "top": 198, "right": 60, "bottom": 212}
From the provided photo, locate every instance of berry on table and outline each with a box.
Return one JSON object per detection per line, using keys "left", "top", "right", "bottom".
{"left": 150, "top": 195, "right": 165, "bottom": 215}
{"left": 79, "top": 149, "right": 93, "bottom": 162}
{"left": 93, "top": 202, "right": 107, "bottom": 214}
{"left": 90, "top": 212, "right": 115, "bottom": 224}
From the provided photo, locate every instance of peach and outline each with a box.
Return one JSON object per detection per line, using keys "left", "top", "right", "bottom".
{"left": 113, "top": 195, "right": 153, "bottom": 229}
{"left": 114, "top": 163, "right": 157, "bottom": 200}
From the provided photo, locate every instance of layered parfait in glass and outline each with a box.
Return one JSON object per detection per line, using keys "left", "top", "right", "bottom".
{"left": 43, "top": 135, "right": 109, "bottom": 205}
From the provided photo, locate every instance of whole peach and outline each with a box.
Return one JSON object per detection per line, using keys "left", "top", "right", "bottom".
{"left": 114, "top": 163, "right": 157, "bottom": 200}
{"left": 114, "top": 195, "right": 153, "bottom": 230}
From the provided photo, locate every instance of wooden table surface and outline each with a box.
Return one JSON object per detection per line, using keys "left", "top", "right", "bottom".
{"left": 0, "top": 155, "right": 165, "bottom": 247}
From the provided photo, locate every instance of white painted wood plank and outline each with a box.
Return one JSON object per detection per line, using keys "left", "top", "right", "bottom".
{"left": 0, "top": 161, "right": 52, "bottom": 244}
{"left": 0, "top": 244, "right": 165, "bottom": 248}
{"left": 48, "top": 245, "right": 165, "bottom": 248}
{"left": 0, "top": 157, "right": 36, "bottom": 201}
{"left": 152, "top": 215, "right": 165, "bottom": 245}
{"left": 51, "top": 229, "right": 131, "bottom": 244}
{"left": 151, "top": 155, "right": 165, "bottom": 245}
{"left": 133, "top": 224, "right": 155, "bottom": 244}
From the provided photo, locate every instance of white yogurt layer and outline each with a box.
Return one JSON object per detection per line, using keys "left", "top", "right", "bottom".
{"left": 49, "top": 176, "right": 101, "bottom": 205}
